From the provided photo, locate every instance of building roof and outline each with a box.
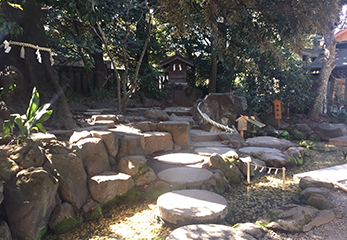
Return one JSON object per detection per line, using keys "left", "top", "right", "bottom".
{"left": 311, "top": 41, "right": 347, "bottom": 70}
{"left": 160, "top": 52, "right": 195, "bottom": 68}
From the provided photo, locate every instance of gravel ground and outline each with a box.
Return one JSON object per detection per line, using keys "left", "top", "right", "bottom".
{"left": 42, "top": 143, "right": 347, "bottom": 240}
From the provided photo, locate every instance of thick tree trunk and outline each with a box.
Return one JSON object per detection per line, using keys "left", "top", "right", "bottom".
{"left": 308, "top": 25, "right": 336, "bottom": 117}
{"left": 0, "top": 0, "right": 76, "bottom": 129}
{"left": 93, "top": 52, "right": 107, "bottom": 90}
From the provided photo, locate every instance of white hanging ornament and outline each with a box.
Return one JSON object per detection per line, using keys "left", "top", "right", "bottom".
{"left": 3, "top": 40, "right": 11, "bottom": 53}
{"left": 49, "top": 52, "right": 54, "bottom": 66}
{"left": 267, "top": 168, "right": 272, "bottom": 174}
{"left": 35, "top": 47, "right": 42, "bottom": 63}
{"left": 20, "top": 46, "right": 25, "bottom": 59}
{"left": 274, "top": 169, "right": 279, "bottom": 175}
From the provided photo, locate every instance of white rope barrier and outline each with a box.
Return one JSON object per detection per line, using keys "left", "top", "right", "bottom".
{"left": 197, "top": 102, "right": 237, "bottom": 133}
{"left": 1, "top": 40, "right": 54, "bottom": 65}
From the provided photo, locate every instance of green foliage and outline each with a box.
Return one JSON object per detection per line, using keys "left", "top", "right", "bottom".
{"left": 139, "top": 66, "right": 166, "bottom": 99}
{"left": 2, "top": 87, "right": 53, "bottom": 142}
{"left": 330, "top": 107, "right": 347, "bottom": 123}
{"left": 299, "top": 140, "right": 317, "bottom": 150}
{"left": 0, "top": 84, "right": 16, "bottom": 99}
{"left": 90, "top": 89, "right": 115, "bottom": 101}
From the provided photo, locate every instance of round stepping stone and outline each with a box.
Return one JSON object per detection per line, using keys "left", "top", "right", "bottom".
{"left": 238, "top": 147, "right": 282, "bottom": 155}
{"left": 167, "top": 224, "right": 257, "bottom": 240}
{"left": 158, "top": 167, "right": 213, "bottom": 187}
{"left": 154, "top": 153, "right": 208, "bottom": 165}
{"left": 157, "top": 189, "right": 228, "bottom": 225}
{"left": 195, "top": 147, "right": 237, "bottom": 157}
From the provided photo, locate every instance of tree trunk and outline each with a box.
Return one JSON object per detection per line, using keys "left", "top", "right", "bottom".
{"left": 93, "top": 52, "right": 107, "bottom": 90}
{"left": 208, "top": 14, "right": 218, "bottom": 93}
{"left": 0, "top": 0, "right": 76, "bottom": 129}
{"left": 308, "top": 25, "right": 337, "bottom": 117}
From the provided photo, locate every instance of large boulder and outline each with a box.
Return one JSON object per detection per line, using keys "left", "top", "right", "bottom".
{"left": 218, "top": 132, "right": 247, "bottom": 148}
{"left": 246, "top": 136, "right": 295, "bottom": 149}
{"left": 250, "top": 150, "right": 289, "bottom": 167}
{"left": 314, "top": 123, "right": 347, "bottom": 141}
{"left": 91, "top": 130, "right": 119, "bottom": 158}
{"left": 45, "top": 153, "right": 88, "bottom": 209}
{"left": 143, "top": 109, "right": 169, "bottom": 121}
{"left": 48, "top": 202, "right": 82, "bottom": 234}
{"left": 113, "top": 133, "right": 146, "bottom": 159}
{"left": 257, "top": 204, "right": 335, "bottom": 233}
{"left": 117, "top": 155, "right": 147, "bottom": 176}
{"left": 3, "top": 139, "right": 45, "bottom": 168}
{"left": 89, "top": 171, "right": 134, "bottom": 204}
{"left": 74, "top": 137, "right": 110, "bottom": 176}
{"left": 209, "top": 154, "right": 244, "bottom": 184}
{"left": 0, "top": 155, "right": 19, "bottom": 182}
{"left": 157, "top": 121, "right": 190, "bottom": 147}
{"left": 142, "top": 132, "right": 173, "bottom": 154}
{"left": 4, "top": 167, "right": 58, "bottom": 240}
{"left": 0, "top": 221, "right": 12, "bottom": 240}
{"left": 299, "top": 176, "right": 335, "bottom": 190}
{"left": 194, "top": 93, "right": 247, "bottom": 132}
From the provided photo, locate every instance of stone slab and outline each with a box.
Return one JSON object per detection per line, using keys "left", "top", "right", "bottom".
{"left": 329, "top": 136, "right": 347, "bottom": 146}
{"left": 164, "top": 107, "right": 192, "bottom": 116}
{"left": 293, "top": 164, "right": 347, "bottom": 183}
{"left": 154, "top": 153, "right": 208, "bottom": 165}
{"left": 246, "top": 136, "right": 295, "bottom": 149}
{"left": 194, "top": 147, "right": 237, "bottom": 157}
{"left": 167, "top": 224, "right": 256, "bottom": 240}
{"left": 190, "top": 129, "right": 221, "bottom": 142}
{"left": 158, "top": 167, "right": 213, "bottom": 187}
{"left": 238, "top": 147, "right": 282, "bottom": 155}
{"left": 157, "top": 189, "right": 228, "bottom": 225}
{"left": 190, "top": 141, "right": 228, "bottom": 148}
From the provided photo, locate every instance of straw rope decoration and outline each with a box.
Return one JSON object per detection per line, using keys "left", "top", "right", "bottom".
{"left": 246, "top": 162, "right": 286, "bottom": 191}
{"left": 197, "top": 102, "right": 237, "bottom": 133}
{"left": 1, "top": 40, "right": 54, "bottom": 65}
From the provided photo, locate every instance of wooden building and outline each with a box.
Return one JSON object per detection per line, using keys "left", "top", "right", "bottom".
{"left": 160, "top": 51, "right": 195, "bottom": 84}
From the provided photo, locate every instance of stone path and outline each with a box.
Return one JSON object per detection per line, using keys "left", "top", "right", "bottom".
{"left": 157, "top": 189, "right": 228, "bottom": 225}
{"left": 294, "top": 164, "right": 347, "bottom": 183}
{"left": 166, "top": 224, "right": 257, "bottom": 240}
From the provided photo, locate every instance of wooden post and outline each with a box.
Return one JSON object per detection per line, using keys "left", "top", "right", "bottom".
{"left": 282, "top": 167, "right": 286, "bottom": 191}
{"left": 247, "top": 162, "right": 250, "bottom": 184}
{"left": 273, "top": 99, "right": 282, "bottom": 130}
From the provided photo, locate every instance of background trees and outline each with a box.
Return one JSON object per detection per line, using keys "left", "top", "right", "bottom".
{"left": 0, "top": 0, "right": 346, "bottom": 124}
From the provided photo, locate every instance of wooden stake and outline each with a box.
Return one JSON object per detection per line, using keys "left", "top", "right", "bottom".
{"left": 240, "top": 130, "right": 244, "bottom": 138}
{"left": 282, "top": 167, "right": 286, "bottom": 191}
{"left": 247, "top": 162, "right": 250, "bottom": 184}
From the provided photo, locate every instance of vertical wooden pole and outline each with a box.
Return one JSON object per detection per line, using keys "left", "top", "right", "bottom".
{"left": 282, "top": 167, "right": 286, "bottom": 191}
{"left": 247, "top": 162, "right": 250, "bottom": 184}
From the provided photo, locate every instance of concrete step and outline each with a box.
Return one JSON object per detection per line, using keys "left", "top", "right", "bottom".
{"left": 164, "top": 107, "right": 192, "bottom": 116}
{"left": 148, "top": 153, "right": 209, "bottom": 174}
{"left": 190, "top": 141, "right": 228, "bottom": 148}
{"left": 167, "top": 224, "right": 257, "bottom": 240}
{"left": 157, "top": 167, "right": 213, "bottom": 187}
{"left": 157, "top": 189, "right": 228, "bottom": 225}
{"left": 190, "top": 129, "right": 221, "bottom": 142}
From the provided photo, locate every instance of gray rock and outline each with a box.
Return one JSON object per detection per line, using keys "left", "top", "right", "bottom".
{"left": 246, "top": 136, "right": 295, "bottom": 149}
{"left": 113, "top": 133, "right": 146, "bottom": 159}
{"left": 302, "top": 209, "right": 335, "bottom": 232}
{"left": 0, "top": 221, "right": 12, "bottom": 240}
{"left": 144, "top": 181, "right": 170, "bottom": 200}
{"left": 69, "top": 130, "right": 92, "bottom": 144}
{"left": 300, "top": 187, "right": 331, "bottom": 201}
{"left": 74, "top": 137, "right": 110, "bottom": 176}
{"left": 89, "top": 171, "right": 134, "bottom": 204}
{"left": 315, "top": 123, "right": 347, "bottom": 141}
{"left": 233, "top": 222, "right": 266, "bottom": 239}
{"left": 82, "top": 200, "right": 102, "bottom": 221}
{"left": 299, "top": 176, "right": 335, "bottom": 190}
{"left": 157, "top": 121, "right": 191, "bottom": 147}
{"left": 117, "top": 155, "right": 147, "bottom": 176}
{"left": 209, "top": 154, "right": 244, "bottom": 184}
{"left": 133, "top": 167, "right": 157, "bottom": 187}
{"left": 4, "top": 167, "right": 58, "bottom": 240}
{"left": 218, "top": 132, "right": 247, "bottom": 148}
{"left": 45, "top": 153, "right": 88, "bottom": 209}
{"left": 136, "top": 121, "right": 158, "bottom": 132}
{"left": 250, "top": 151, "right": 289, "bottom": 167}
{"left": 4, "top": 139, "right": 45, "bottom": 168}
{"left": 307, "top": 194, "right": 334, "bottom": 210}
{"left": 144, "top": 109, "right": 169, "bottom": 121}
{"left": 0, "top": 156, "right": 19, "bottom": 182}
{"left": 257, "top": 204, "right": 319, "bottom": 232}
{"left": 48, "top": 202, "right": 81, "bottom": 234}
{"left": 142, "top": 132, "right": 173, "bottom": 154}
{"left": 238, "top": 147, "right": 282, "bottom": 155}
{"left": 285, "top": 147, "right": 304, "bottom": 159}
{"left": 91, "top": 130, "right": 119, "bottom": 158}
